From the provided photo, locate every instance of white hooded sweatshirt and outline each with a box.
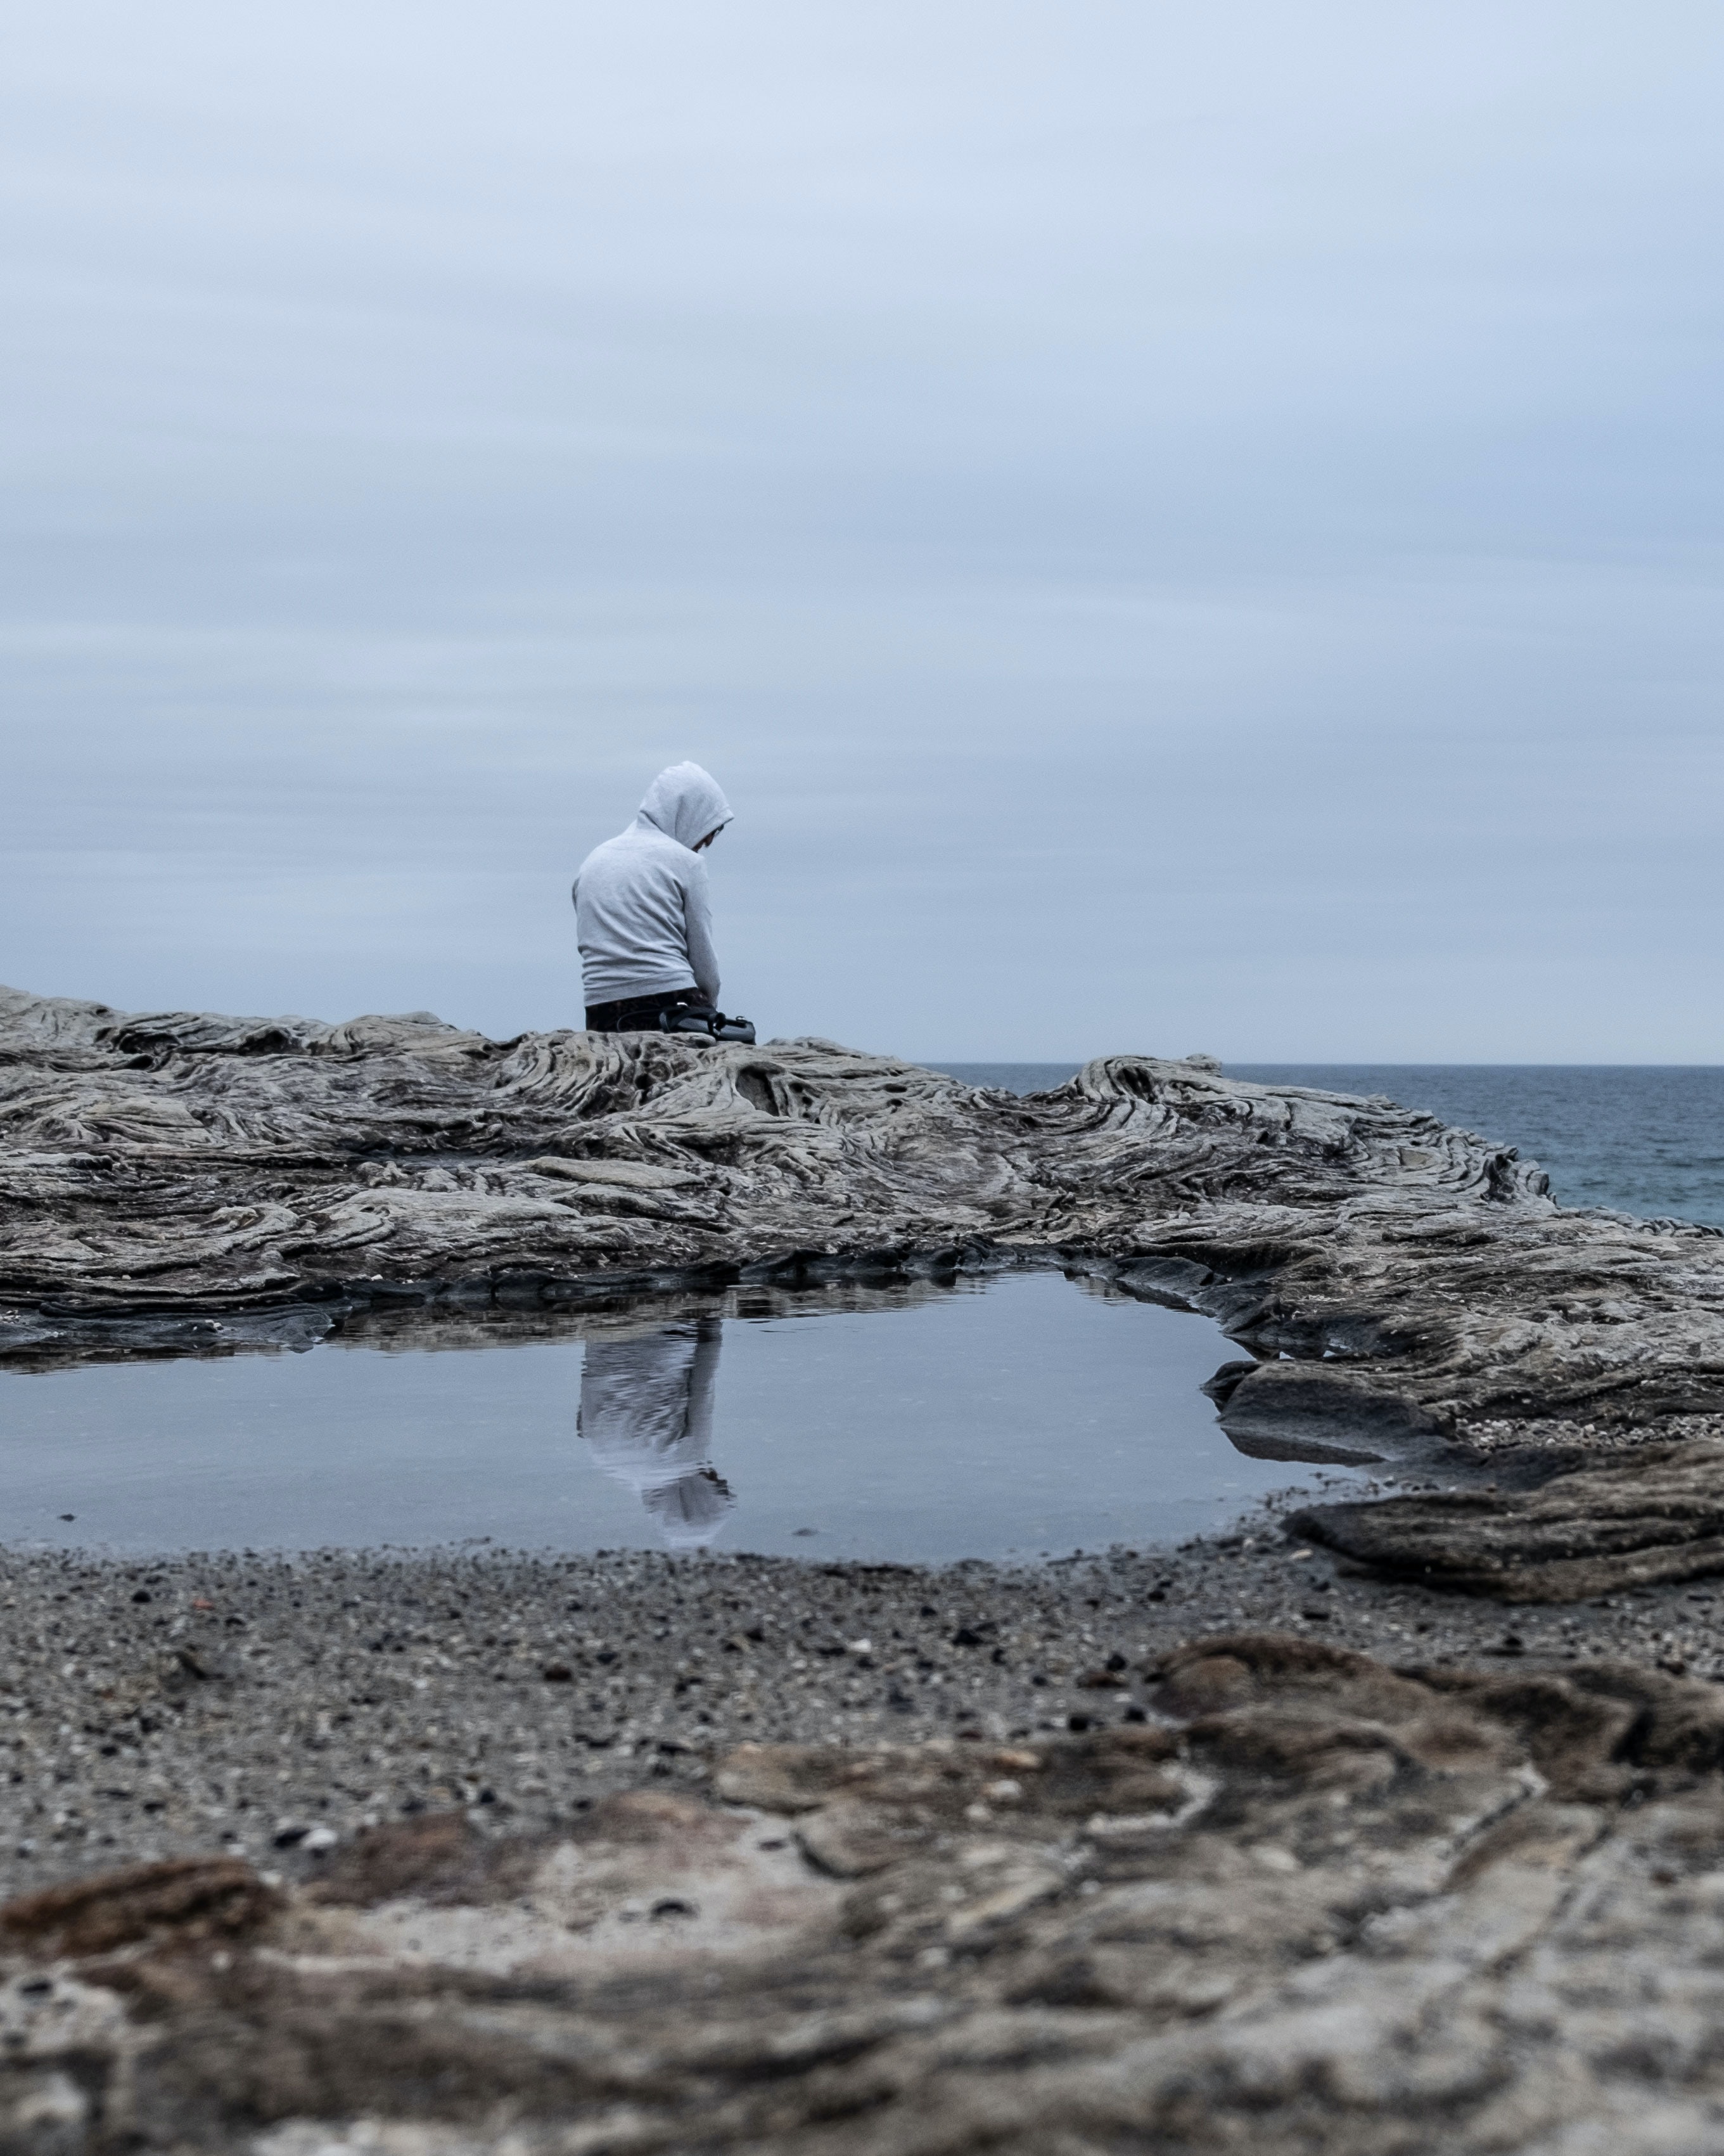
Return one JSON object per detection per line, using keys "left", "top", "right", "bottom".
{"left": 571, "top": 762, "right": 733, "bottom": 1007}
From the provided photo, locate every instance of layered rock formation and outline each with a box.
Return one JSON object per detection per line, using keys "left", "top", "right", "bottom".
{"left": 6, "top": 1632, "right": 1724, "bottom": 2152}
{"left": 6, "top": 984, "right": 1724, "bottom": 1473}
{"left": 11, "top": 989, "right": 1724, "bottom": 2143}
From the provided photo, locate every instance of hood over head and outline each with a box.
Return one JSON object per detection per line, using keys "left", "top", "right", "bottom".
{"left": 639, "top": 762, "right": 733, "bottom": 852}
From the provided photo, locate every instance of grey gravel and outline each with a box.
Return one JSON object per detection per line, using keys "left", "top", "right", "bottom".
{"left": 1, "top": 1505, "right": 1714, "bottom": 1904}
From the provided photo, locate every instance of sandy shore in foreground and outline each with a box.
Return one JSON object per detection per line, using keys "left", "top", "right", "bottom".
{"left": 0, "top": 1511, "right": 1711, "bottom": 1904}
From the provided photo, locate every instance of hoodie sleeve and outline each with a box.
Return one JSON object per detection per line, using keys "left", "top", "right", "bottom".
{"left": 681, "top": 859, "right": 721, "bottom": 1005}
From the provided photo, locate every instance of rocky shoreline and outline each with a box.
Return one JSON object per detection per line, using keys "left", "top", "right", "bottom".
{"left": 9, "top": 986, "right": 1724, "bottom": 2146}
{"left": 4, "top": 1520, "right": 1722, "bottom": 1907}
{"left": 10, "top": 982, "right": 1724, "bottom": 1595}
{"left": 1, "top": 1536, "right": 1723, "bottom": 2150}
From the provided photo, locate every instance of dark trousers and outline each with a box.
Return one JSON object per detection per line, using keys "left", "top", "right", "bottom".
{"left": 585, "top": 987, "right": 703, "bottom": 1034}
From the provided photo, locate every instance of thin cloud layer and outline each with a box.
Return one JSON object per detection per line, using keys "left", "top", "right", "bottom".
{"left": 3, "top": 1, "right": 1720, "bottom": 1058}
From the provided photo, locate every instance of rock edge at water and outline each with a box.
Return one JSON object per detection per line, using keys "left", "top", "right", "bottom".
{"left": 12, "top": 985, "right": 1724, "bottom": 1593}
{"left": 3, "top": 984, "right": 1718, "bottom": 1440}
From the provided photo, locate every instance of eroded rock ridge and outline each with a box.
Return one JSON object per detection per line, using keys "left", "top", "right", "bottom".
{"left": 6, "top": 985, "right": 1724, "bottom": 1475}
{"left": 6, "top": 1633, "right": 1724, "bottom": 2151}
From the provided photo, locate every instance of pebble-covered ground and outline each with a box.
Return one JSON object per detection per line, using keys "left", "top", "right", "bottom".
{"left": 2, "top": 1468, "right": 1716, "bottom": 1905}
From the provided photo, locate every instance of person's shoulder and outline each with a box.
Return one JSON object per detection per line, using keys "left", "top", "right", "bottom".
{"left": 632, "top": 820, "right": 703, "bottom": 875}
{"left": 578, "top": 821, "right": 697, "bottom": 880}
{"left": 580, "top": 823, "right": 650, "bottom": 867}
{"left": 574, "top": 833, "right": 620, "bottom": 878}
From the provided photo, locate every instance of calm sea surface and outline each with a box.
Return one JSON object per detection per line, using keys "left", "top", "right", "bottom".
{"left": 935, "top": 1065, "right": 1724, "bottom": 1229}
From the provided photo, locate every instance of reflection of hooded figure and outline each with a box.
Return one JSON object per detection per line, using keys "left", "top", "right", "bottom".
{"left": 577, "top": 1318, "right": 734, "bottom": 1548}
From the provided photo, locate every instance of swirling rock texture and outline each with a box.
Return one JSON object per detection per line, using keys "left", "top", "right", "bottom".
{"left": 9, "top": 1633, "right": 1724, "bottom": 2151}
{"left": 14, "top": 986, "right": 1724, "bottom": 2146}
{"left": 8, "top": 982, "right": 1724, "bottom": 1599}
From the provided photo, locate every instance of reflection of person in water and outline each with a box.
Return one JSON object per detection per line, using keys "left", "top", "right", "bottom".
{"left": 577, "top": 1318, "right": 734, "bottom": 1548}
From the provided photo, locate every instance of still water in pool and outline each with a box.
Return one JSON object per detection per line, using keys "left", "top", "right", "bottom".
{"left": 0, "top": 1272, "right": 1362, "bottom": 1560}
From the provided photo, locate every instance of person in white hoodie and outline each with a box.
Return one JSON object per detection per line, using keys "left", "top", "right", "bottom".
{"left": 572, "top": 762, "right": 734, "bottom": 1032}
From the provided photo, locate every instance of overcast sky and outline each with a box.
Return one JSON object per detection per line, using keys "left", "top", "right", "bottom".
{"left": 4, "top": 3, "right": 1720, "bottom": 1060}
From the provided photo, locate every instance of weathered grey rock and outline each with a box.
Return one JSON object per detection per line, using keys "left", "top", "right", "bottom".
{"left": 8, "top": 1633, "right": 1724, "bottom": 2151}
{"left": 1293, "top": 1438, "right": 1724, "bottom": 1601}
{"left": 19, "top": 983, "right": 1724, "bottom": 1595}
{"left": 6, "top": 984, "right": 1723, "bottom": 1454}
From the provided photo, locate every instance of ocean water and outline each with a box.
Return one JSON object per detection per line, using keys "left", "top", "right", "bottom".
{"left": 935, "top": 1064, "right": 1724, "bottom": 1229}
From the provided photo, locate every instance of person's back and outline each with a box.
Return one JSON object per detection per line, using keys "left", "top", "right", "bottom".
{"left": 572, "top": 762, "right": 733, "bottom": 1031}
